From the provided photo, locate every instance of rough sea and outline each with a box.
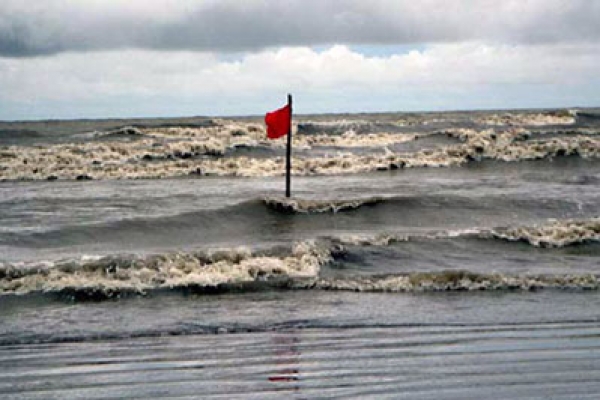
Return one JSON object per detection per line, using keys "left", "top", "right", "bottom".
{"left": 1, "top": 109, "right": 599, "bottom": 399}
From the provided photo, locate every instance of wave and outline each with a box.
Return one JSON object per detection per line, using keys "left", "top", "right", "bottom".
{"left": 1, "top": 119, "right": 599, "bottom": 181}
{"left": 2, "top": 217, "right": 598, "bottom": 298}
{"left": 2, "top": 192, "right": 596, "bottom": 250}
{"left": 2, "top": 258, "right": 598, "bottom": 300}
{"left": 301, "top": 271, "right": 599, "bottom": 292}
{"left": 297, "top": 119, "right": 413, "bottom": 135}
{"left": 335, "top": 217, "right": 600, "bottom": 249}
{"left": 298, "top": 120, "right": 375, "bottom": 135}
{"left": 263, "top": 196, "right": 384, "bottom": 214}
{"left": 0, "top": 195, "right": 395, "bottom": 247}
{"left": 476, "top": 111, "right": 576, "bottom": 127}
{"left": 78, "top": 126, "right": 145, "bottom": 140}
{"left": 575, "top": 110, "right": 600, "bottom": 121}
{"left": 0, "top": 241, "right": 331, "bottom": 298}
{"left": 490, "top": 218, "right": 600, "bottom": 248}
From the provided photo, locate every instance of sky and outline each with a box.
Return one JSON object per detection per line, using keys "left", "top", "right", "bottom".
{"left": 0, "top": 0, "right": 599, "bottom": 120}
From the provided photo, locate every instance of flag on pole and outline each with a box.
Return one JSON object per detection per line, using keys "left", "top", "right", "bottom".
{"left": 265, "top": 104, "right": 291, "bottom": 139}
{"left": 265, "top": 95, "right": 293, "bottom": 197}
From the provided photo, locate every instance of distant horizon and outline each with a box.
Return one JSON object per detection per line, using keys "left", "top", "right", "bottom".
{"left": 2, "top": 104, "right": 599, "bottom": 124}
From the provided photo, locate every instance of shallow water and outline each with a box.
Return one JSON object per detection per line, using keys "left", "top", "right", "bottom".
{"left": 3, "top": 291, "right": 600, "bottom": 399}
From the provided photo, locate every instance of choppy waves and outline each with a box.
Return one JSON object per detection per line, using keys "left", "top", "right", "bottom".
{"left": 1, "top": 111, "right": 598, "bottom": 181}
{"left": 2, "top": 217, "right": 598, "bottom": 298}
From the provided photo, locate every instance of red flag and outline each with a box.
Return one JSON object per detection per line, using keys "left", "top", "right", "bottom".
{"left": 265, "top": 104, "right": 291, "bottom": 139}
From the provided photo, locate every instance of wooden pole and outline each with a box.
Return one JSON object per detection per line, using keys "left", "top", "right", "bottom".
{"left": 286, "top": 94, "right": 292, "bottom": 198}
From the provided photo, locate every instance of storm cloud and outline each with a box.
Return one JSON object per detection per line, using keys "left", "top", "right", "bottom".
{"left": 1, "top": 0, "right": 599, "bottom": 119}
{"left": 1, "top": 0, "right": 600, "bottom": 57}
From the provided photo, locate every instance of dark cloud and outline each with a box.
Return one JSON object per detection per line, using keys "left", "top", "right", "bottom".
{"left": 1, "top": 0, "right": 599, "bottom": 57}
{"left": 0, "top": 23, "right": 68, "bottom": 57}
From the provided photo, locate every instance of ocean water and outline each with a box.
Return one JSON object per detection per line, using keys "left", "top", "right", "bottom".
{"left": 1, "top": 109, "right": 600, "bottom": 398}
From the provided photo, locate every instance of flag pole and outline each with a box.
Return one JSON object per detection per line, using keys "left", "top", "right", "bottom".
{"left": 285, "top": 94, "right": 292, "bottom": 198}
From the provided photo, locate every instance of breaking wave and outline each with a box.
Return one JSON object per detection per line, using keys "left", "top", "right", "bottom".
{"left": 0, "top": 241, "right": 330, "bottom": 298}
{"left": 490, "top": 218, "right": 600, "bottom": 248}
{"left": 1, "top": 217, "right": 598, "bottom": 299}
{"left": 301, "top": 271, "right": 599, "bottom": 292}
{"left": 263, "top": 196, "right": 385, "bottom": 214}
{"left": 476, "top": 111, "right": 576, "bottom": 126}
{"left": 1, "top": 117, "right": 599, "bottom": 181}
{"left": 335, "top": 217, "right": 600, "bottom": 249}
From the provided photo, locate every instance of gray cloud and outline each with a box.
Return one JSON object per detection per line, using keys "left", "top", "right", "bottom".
{"left": 1, "top": 0, "right": 599, "bottom": 57}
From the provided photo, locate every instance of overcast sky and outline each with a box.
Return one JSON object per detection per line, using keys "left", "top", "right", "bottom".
{"left": 1, "top": 0, "right": 599, "bottom": 120}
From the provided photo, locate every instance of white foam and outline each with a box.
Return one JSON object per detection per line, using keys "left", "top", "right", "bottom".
{"left": 331, "top": 218, "right": 600, "bottom": 249}
{"left": 263, "top": 196, "right": 384, "bottom": 214}
{"left": 1, "top": 123, "right": 599, "bottom": 181}
{"left": 294, "top": 131, "right": 426, "bottom": 148}
{"left": 492, "top": 218, "right": 600, "bottom": 247}
{"left": 333, "top": 233, "right": 406, "bottom": 246}
{"left": 0, "top": 241, "right": 331, "bottom": 296}
{"left": 477, "top": 112, "right": 576, "bottom": 126}
{"left": 303, "top": 272, "right": 599, "bottom": 292}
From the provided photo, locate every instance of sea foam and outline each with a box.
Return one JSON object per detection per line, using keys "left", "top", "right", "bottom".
{"left": 2, "top": 218, "right": 598, "bottom": 298}
{"left": 263, "top": 196, "right": 384, "bottom": 214}
{"left": 0, "top": 241, "right": 330, "bottom": 298}
{"left": 1, "top": 119, "right": 599, "bottom": 181}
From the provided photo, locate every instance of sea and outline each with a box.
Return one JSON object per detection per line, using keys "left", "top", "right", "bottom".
{"left": 1, "top": 109, "right": 599, "bottom": 399}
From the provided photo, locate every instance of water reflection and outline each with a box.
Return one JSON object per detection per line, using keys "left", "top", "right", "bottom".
{"left": 267, "top": 331, "right": 301, "bottom": 393}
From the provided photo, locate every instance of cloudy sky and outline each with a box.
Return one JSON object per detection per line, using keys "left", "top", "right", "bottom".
{"left": 1, "top": 0, "right": 599, "bottom": 120}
